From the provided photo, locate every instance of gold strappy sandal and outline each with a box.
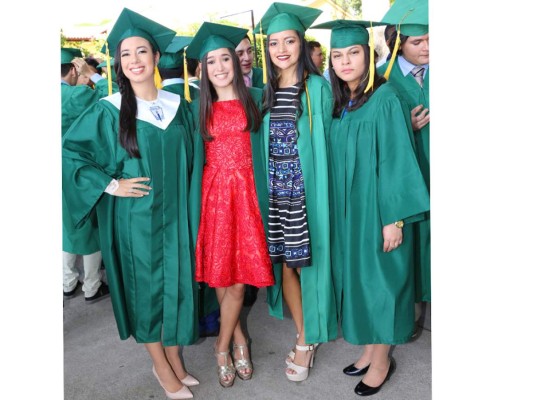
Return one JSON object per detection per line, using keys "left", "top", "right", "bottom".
{"left": 233, "top": 342, "right": 253, "bottom": 380}
{"left": 214, "top": 350, "right": 236, "bottom": 388}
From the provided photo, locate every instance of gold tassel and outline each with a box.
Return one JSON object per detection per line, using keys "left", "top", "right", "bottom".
{"left": 260, "top": 22, "right": 267, "bottom": 85}
{"left": 384, "top": 25, "right": 401, "bottom": 80}
{"left": 105, "top": 42, "right": 112, "bottom": 96}
{"left": 154, "top": 65, "right": 163, "bottom": 89}
{"left": 364, "top": 23, "right": 375, "bottom": 93}
{"left": 183, "top": 50, "right": 192, "bottom": 103}
{"left": 305, "top": 82, "right": 312, "bottom": 135}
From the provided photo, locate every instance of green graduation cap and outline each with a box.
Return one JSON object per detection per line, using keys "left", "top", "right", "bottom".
{"left": 97, "top": 58, "right": 114, "bottom": 68}
{"left": 380, "top": 0, "right": 428, "bottom": 36}
{"left": 96, "top": 58, "right": 117, "bottom": 82}
{"left": 61, "top": 47, "right": 83, "bottom": 64}
{"left": 186, "top": 22, "right": 249, "bottom": 60}
{"left": 103, "top": 7, "right": 176, "bottom": 57}
{"left": 158, "top": 36, "right": 193, "bottom": 69}
{"left": 311, "top": 20, "right": 384, "bottom": 49}
{"left": 253, "top": 2, "right": 322, "bottom": 35}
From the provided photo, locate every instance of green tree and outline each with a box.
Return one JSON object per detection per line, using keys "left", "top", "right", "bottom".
{"left": 332, "top": 0, "right": 363, "bottom": 18}
{"left": 59, "top": 30, "right": 106, "bottom": 60}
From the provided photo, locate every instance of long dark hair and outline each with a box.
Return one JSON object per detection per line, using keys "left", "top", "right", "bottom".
{"left": 330, "top": 44, "right": 386, "bottom": 118}
{"left": 199, "top": 48, "right": 262, "bottom": 141}
{"left": 114, "top": 40, "right": 159, "bottom": 158}
{"left": 262, "top": 30, "right": 320, "bottom": 117}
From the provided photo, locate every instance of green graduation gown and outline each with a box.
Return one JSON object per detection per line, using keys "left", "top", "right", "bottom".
{"left": 251, "top": 67, "right": 265, "bottom": 89}
{"left": 328, "top": 83, "right": 430, "bottom": 345}
{"left": 61, "top": 79, "right": 114, "bottom": 254}
{"left": 261, "top": 74, "right": 338, "bottom": 344}
{"left": 188, "top": 87, "right": 269, "bottom": 317}
{"left": 62, "top": 90, "right": 199, "bottom": 346}
{"left": 378, "top": 60, "right": 431, "bottom": 302}
{"left": 162, "top": 81, "right": 200, "bottom": 102}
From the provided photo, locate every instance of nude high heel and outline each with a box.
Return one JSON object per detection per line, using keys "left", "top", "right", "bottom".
{"left": 286, "top": 334, "right": 319, "bottom": 366}
{"left": 179, "top": 374, "right": 200, "bottom": 387}
{"left": 285, "top": 344, "right": 315, "bottom": 382}
{"left": 152, "top": 366, "right": 194, "bottom": 399}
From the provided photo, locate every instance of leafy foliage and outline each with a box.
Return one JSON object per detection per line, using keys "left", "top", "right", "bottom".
{"left": 332, "top": 0, "right": 363, "bottom": 18}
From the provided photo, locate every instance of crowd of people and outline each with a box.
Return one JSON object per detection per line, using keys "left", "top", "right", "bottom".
{"left": 61, "top": 0, "right": 430, "bottom": 398}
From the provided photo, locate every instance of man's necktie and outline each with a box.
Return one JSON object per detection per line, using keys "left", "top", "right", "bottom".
{"left": 411, "top": 66, "right": 425, "bottom": 87}
{"left": 243, "top": 74, "right": 252, "bottom": 88}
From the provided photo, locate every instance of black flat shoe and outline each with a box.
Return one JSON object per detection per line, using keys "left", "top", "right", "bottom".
{"left": 343, "top": 363, "right": 370, "bottom": 376}
{"left": 354, "top": 358, "right": 396, "bottom": 396}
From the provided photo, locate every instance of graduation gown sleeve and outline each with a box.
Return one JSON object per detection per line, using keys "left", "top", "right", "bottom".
{"left": 378, "top": 60, "right": 431, "bottom": 302}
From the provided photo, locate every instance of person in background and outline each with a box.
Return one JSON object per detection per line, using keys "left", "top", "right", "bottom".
{"left": 62, "top": 8, "right": 200, "bottom": 399}
{"left": 61, "top": 47, "right": 111, "bottom": 304}
{"left": 235, "top": 34, "right": 265, "bottom": 90}
{"left": 376, "top": 24, "right": 396, "bottom": 68}
{"left": 189, "top": 57, "right": 201, "bottom": 87}
{"left": 76, "top": 57, "right": 99, "bottom": 88}
{"left": 307, "top": 40, "right": 324, "bottom": 73}
{"left": 159, "top": 36, "right": 201, "bottom": 101}
{"left": 85, "top": 56, "right": 102, "bottom": 74}
{"left": 378, "top": 0, "right": 430, "bottom": 334}
{"left": 312, "top": 19, "right": 429, "bottom": 396}
{"left": 98, "top": 57, "right": 117, "bottom": 83}
{"left": 254, "top": 2, "right": 337, "bottom": 382}
{"left": 187, "top": 22, "right": 274, "bottom": 389}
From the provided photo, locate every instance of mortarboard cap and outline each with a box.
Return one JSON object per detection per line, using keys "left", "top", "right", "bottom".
{"left": 158, "top": 36, "right": 193, "bottom": 69}
{"left": 381, "top": 0, "right": 428, "bottom": 36}
{"left": 311, "top": 20, "right": 384, "bottom": 49}
{"left": 103, "top": 8, "right": 176, "bottom": 57}
{"left": 96, "top": 58, "right": 117, "bottom": 82}
{"left": 97, "top": 58, "right": 114, "bottom": 68}
{"left": 253, "top": 2, "right": 322, "bottom": 35}
{"left": 61, "top": 47, "right": 83, "bottom": 64}
{"left": 186, "top": 22, "right": 249, "bottom": 60}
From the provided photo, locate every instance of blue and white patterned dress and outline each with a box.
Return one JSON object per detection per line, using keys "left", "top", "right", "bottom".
{"left": 267, "top": 84, "right": 311, "bottom": 268}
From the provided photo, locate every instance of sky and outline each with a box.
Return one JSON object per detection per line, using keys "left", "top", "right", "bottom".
{"left": 57, "top": 0, "right": 391, "bottom": 30}
{"left": 58, "top": 0, "right": 339, "bottom": 59}
{"left": 59, "top": 0, "right": 280, "bottom": 31}
{"left": 57, "top": 0, "right": 357, "bottom": 55}
{"left": 2, "top": 0, "right": 533, "bottom": 399}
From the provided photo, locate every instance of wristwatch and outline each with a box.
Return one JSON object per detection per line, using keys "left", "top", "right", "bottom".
{"left": 394, "top": 220, "right": 404, "bottom": 229}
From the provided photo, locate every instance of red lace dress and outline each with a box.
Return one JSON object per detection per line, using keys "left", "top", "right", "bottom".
{"left": 195, "top": 100, "right": 274, "bottom": 288}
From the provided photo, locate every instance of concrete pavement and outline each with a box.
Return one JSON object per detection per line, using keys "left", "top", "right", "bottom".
{"left": 63, "top": 285, "right": 431, "bottom": 400}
